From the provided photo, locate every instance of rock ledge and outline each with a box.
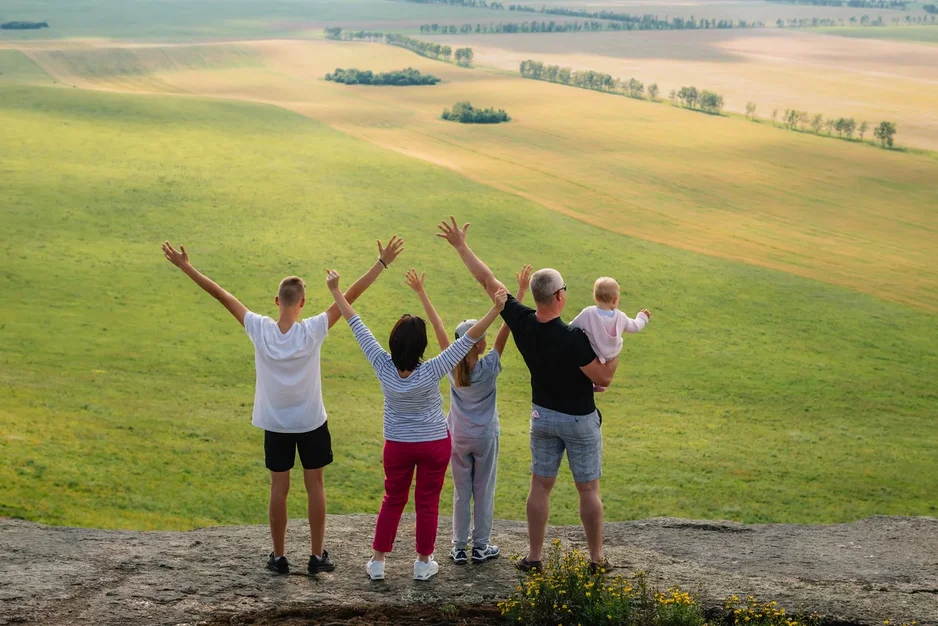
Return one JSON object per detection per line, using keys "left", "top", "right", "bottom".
{"left": 1, "top": 515, "right": 935, "bottom": 625}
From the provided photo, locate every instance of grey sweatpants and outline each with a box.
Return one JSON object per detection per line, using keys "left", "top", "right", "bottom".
{"left": 451, "top": 436, "right": 499, "bottom": 550}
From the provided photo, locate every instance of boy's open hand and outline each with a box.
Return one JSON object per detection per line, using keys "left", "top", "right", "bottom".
{"left": 162, "top": 241, "right": 190, "bottom": 270}
{"left": 325, "top": 269, "right": 341, "bottom": 292}
{"left": 405, "top": 269, "right": 426, "bottom": 293}
{"left": 640, "top": 308, "right": 651, "bottom": 319}
{"left": 378, "top": 235, "right": 404, "bottom": 267}
{"left": 436, "top": 216, "right": 469, "bottom": 249}
{"left": 516, "top": 264, "right": 533, "bottom": 291}
{"left": 493, "top": 287, "right": 508, "bottom": 312}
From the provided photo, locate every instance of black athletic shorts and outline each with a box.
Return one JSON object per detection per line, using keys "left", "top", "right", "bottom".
{"left": 264, "top": 422, "right": 333, "bottom": 472}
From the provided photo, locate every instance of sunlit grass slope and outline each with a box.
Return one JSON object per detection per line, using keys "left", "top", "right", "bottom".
{"left": 25, "top": 39, "right": 938, "bottom": 313}
{"left": 1, "top": 83, "right": 936, "bottom": 530}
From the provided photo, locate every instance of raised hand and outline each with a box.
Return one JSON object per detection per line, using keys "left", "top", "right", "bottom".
{"left": 378, "top": 235, "right": 404, "bottom": 267}
{"left": 493, "top": 287, "right": 508, "bottom": 312}
{"left": 405, "top": 269, "right": 426, "bottom": 293}
{"left": 325, "top": 269, "right": 341, "bottom": 292}
{"left": 640, "top": 308, "right": 651, "bottom": 319}
{"left": 162, "top": 241, "right": 191, "bottom": 270}
{"left": 516, "top": 264, "right": 533, "bottom": 291}
{"left": 435, "top": 216, "right": 470, "bottom": 249}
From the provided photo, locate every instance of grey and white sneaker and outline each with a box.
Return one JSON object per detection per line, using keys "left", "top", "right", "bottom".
{"left": 471, "top": 545, "right": 500, "bottom": 563}
{"left": 450, "top": 547, "right": 468, "bottom": 565}
{"left": 414, "top": 556, "right": 440, "bottom": 581}
{"left": 366, "top": 558, "right": 385, "bottom": 581}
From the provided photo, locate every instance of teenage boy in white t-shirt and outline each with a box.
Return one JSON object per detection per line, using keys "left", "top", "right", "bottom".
{"left": 162, "top": 236, "right": 404, "bottom": 575}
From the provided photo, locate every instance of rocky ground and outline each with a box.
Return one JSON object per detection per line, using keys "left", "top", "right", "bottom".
{"left": 1, "top": 514, "right": 935, "bottom": 625}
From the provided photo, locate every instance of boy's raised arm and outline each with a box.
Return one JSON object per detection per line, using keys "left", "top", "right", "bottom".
{"left": 436, "top": 216, "right": 506, "bottom": 302}
{"left": 162, "top": 241, "right": 248, "bottom": 326}
{"left": 324, "top": 235, "right": 404, "bottom": 329}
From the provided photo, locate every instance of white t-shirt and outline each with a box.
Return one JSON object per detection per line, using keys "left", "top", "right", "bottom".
{"left": 244, "top": 311, "right": 329, "bottom": 433}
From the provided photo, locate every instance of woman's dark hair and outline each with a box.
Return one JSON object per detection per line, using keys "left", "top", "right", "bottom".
{"left": 389, "top": 314, "right": 428, "bottom": 372}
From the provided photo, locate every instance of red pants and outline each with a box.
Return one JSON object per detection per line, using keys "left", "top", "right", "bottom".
{"left": 373, "top": 435, "right": 452, "bottom": 556}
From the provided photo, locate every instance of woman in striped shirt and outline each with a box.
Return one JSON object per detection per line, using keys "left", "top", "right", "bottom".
{"left": 325, "top": 269, "right": 507, "bottom": 582}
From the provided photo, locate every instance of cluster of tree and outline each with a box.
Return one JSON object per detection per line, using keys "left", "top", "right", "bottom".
{"left": 519, "top": 60, "right": 665, "bottom": 103}
{"left": 503, "top": 4, "right": 762, "bottom": 28}
{"left": 767, "top": 0, "right": 907, "bottom": 7}
{"left": 454, "top": 47, "right": 474, "bottom": 66}
{"left": 420, "top": 16, "right": 763, "bottom": 33}
{"left": 671, "top": 87, "right": 725, "bottom": 113}
{"left": 924, "top": 3, "right": 937, "bottom": 13}
{"left": 394, "top": 0, "right": 504, "bottom": 6}
{"left": 323, "top": 29, "right": 474, "bottom": 66}
{"left": 765, "top": 107, "right": 897, "bottom": 147}
{"left": 1, "top": 21, "right": 49, "bottom": 30}
{"left": 325, "top": 68, "right": 441, "bottom": 85}
{"left": 441, "top": 101, "right": 510, "bottom": 123}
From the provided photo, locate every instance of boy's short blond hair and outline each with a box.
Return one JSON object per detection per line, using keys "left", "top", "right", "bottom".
{"left": 278, "top": 276, "right": 306, "bottom": 307}
{"left": 593, "top": 277, "right": 620, "bottom": 305}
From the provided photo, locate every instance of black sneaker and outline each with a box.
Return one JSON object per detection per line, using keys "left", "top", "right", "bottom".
{"left": 267, "top": 552, "right": 289, "bottom": 574}
{"left": 450, "top": 547, "right": 468, "bottom": 565}
{"left": 516, "top": 556, "right": 542, "bottom": 573}
{"left": 308, "top": 550, "right": 336, "bottom": 574}
{"left": 589, "top": 559, "right": 612, "bottom": 575}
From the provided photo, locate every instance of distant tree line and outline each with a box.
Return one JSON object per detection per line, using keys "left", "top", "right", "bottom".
{"left": 521, "top": 61, "right": 690, "bottom": 113}
{"left": 766, "top": 0, "right": 907, "bottom": 7}
{"left": 325, "top": 68, "right": 441, "bottom": 85}
{"left": 1, "top": 21, "right": 49, "bottom": 30}
{"left": 323, "top": 28, "right": 474, "bottom": 66}
{"left": 782, "top": 14, "right": 937, "bottom": 25}
{"left": 759, "top": 106, "right": 897, "bottom": 148}
{"left": 442, "top": 101, "right": 510, "bottom": 123}
{"left": 393, "top": 0, "right": 504, "bottom": 6}
{"left": 420, "top": 16, "right": 763, "bottom": 33}
{"left": 506, "top": 4, "right": 761, "bottom": 29}
{"left": 924, "top": 4, "right": 937, "bottom": 13}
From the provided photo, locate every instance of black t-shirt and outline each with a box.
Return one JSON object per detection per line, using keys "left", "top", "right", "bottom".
{"left": 500, "top": 295, "right": 597, "bottom": 416}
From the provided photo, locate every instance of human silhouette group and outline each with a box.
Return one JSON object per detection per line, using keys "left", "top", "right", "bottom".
{"left": 162, "top": 216, "right": 650, "bottom": 580}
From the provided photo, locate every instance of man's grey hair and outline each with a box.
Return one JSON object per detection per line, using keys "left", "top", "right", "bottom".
{"left": 530, "top": 268, "right": 564, "bottom": 305}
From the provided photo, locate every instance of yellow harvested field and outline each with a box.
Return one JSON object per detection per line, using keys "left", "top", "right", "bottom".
{"left": 15, "top": 39, "right": 938, "bottom": 312}
{"left": 426, "top": 29, "right": 938, "bottom": 150}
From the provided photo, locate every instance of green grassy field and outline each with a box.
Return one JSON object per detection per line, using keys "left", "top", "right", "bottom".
{"left": 1, "top": 80, "right": 936, "bottom": 531}
{"left": 815, "top": 25, "right": 938, "bottom": 43}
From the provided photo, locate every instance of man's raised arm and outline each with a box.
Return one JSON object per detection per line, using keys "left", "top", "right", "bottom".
{"left": 436, "top": 216, "right": 506, "bottom": 301}
{"left": 162, "top": 241, "right": 248, "bottom": 326}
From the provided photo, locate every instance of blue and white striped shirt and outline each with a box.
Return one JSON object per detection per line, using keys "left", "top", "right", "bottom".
{"left": 348, "top": 315, "right": 480, "bottom": 443}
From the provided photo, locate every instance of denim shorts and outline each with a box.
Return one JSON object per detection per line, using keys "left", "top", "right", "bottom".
{"left": 529, "top": 404, "right": 603, "bottom": 483}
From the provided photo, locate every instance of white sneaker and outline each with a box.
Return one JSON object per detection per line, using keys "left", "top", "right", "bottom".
{"left": 366, "top": 558, "right": 385, "bottom": 581}
{"left": 413, "top": 556, "right": 439, "bottom": 581}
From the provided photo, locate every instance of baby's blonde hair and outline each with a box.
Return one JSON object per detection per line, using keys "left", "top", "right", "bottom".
{"left": 593, "top": 277, "right": 620, "bottom": 305}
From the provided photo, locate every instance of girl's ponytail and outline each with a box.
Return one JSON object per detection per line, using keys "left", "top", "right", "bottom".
{"left": 453, "top": 355, "right": 473, "bottom": 388}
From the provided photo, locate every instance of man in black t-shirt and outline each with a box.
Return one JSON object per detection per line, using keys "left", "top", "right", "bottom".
{"left": 437, "top": 217, "right": 618, "bottom": 572}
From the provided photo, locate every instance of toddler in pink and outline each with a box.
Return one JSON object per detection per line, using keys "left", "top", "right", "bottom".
{"left": 569, "top": 277, "right": 650, "bottom": 392}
